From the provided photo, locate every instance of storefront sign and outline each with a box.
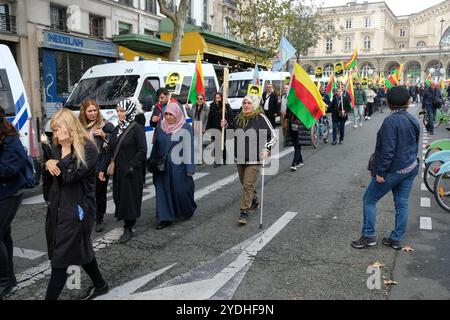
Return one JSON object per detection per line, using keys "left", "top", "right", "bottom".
{"left": 41, "top": 31, "right": 118, "bottom": 58}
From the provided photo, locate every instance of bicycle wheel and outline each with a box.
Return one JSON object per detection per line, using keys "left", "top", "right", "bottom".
{"left": 416, "top": 108, "right": 424, "bottom": 119}
{"left": 310, "top": 124, "right": 319, "bottom": 149}
{"left": 434, "top": 173, "right": 450, "bottom": 213}
{"left": 424, "top": 160, "right": 443, "bottom": 193}
{"left": 322, "top": 120, "right": 330, "bottom": 143}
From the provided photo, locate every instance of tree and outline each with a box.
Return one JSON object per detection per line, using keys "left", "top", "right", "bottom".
{"left": 231, "top": 0, "right": 292, "bottom": 64}
{"left": 157, "top": 0, "right": 190, "bottom": 61}
{"left": 286, "top": 1, "right": 338, "bottom": 63}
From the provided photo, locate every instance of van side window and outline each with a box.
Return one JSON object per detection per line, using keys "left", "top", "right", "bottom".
{"left": 164, "top": 76, "right": 217, "bottom": 103}
{"left": 0, "top": 70, "right": 15, "bottom": 116}
{"left": 138, "top": 77, "right": 160, "bottom": 112}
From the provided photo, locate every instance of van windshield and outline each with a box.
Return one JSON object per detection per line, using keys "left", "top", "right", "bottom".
{"left": 229, "top": 79, "right": 251, "bottom": 98}
{"left": 65, "top": 75, "right": 139, "bottom": 109}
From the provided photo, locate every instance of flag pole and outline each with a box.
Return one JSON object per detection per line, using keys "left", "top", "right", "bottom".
{"left": 260, "top": 159, "right": 265, "bottom": 229}
{"left": 221, "top": 68, "right": 229, "bottom": 152}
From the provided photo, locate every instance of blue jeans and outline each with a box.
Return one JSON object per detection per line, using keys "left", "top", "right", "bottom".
{"left": 332, "top": 118, "right": 346, "bottom": 142}
{"left": 362, "top": 166, "right": 419, "bottom": 241}
{"left": 425, "top": 106, "right": 436, "bottom": 133}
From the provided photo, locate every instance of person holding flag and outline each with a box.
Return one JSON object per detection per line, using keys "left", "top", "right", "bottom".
{"left": 186, "top": 52, "right": 209, "bottom": 163}
{"left": 328, "top": 86, "right": 352, "bottom": 145}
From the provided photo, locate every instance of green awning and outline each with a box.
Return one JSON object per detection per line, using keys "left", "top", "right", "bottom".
{"left": 113, "top": 34, "right": 171, "bottom": 54}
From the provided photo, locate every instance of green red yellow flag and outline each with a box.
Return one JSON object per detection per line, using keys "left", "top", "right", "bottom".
{"left": 287, "top": 63, "right": 326, "bottom": 129}
{"left": 343, "top": 70, "right": 355, "bottom": 108}
{"left": 188, "top": 52, "right": 206, "bottom": 105}
{"left": 425, "top": 74, "right": 434, "bottom": 86}
{"left": 325, "top": 73, "right": 336, "bottom": 100}
{"left": 344, "top": 48, "right": 358, "bottom": 70}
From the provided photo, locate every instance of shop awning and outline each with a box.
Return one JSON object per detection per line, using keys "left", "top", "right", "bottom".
{"left": 118, "top": 45, "right": 167, "bottom": 61}
{"left": 113, "top": 34, "right": 171, "bottom": 56}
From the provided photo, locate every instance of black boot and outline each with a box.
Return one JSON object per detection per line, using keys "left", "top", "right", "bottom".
{"left": 0, "top": 276, "right": 17, "bottom": 300}
{"left": 119, "top": 227, "right": 133, "bottom": 243}
{"left": 79, "top": 283, "right": 109, "bottom": 300}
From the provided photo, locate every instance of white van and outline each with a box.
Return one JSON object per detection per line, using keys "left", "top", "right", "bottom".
{"left": 0, "top": 44, "right": 38, "bottom": 158}
{"left": 48, "top": 60, "right": 219, "bottom": 157}
{"left": 228, "top": 70, "right": 291, "bottom": 112}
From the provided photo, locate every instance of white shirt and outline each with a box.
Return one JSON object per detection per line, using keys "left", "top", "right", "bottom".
{"left": 280, "top": 94, "right": 288, "bottom": 113}
{"left": 264, "top": 92, "right": 272, "bottom": 111}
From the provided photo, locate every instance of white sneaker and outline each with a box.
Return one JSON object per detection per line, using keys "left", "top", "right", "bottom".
{"left": 364, "top": 116, "right": 368, "bottom": 120}
{"left": 368, "top": 117, "right": 371, "bottom": 120}
{"left": 353, "top": 125, "right": 358, "bottom": 128}
{"left": 359, "top": 123, "right": 363, "bottom": 127}
{"left": 290, "top": 165, "right": 297, "bottom": 171}
{"left": 296, "top": 162, "right": 304, "bottom": 168}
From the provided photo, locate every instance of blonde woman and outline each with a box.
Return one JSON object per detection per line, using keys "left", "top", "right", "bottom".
{"left": 79, "top": 100, "right": 115, "bottom": 232}
{"left": 45, "top": 109, "right": 108, "bottom": 300}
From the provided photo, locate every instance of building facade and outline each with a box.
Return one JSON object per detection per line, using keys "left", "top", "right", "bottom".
{"left": 299, "top": 0, "right": 450, "bottom": 84}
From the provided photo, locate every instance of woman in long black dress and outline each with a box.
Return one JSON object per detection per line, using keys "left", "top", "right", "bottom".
{"left": 150, "top": 103, "right": 196, "bottom": 230}
{"left": 100, "top": 99, "right": 147, "bottom": 243}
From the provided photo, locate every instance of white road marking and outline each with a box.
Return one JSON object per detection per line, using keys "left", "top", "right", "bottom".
{"left": 420, "top": 197, "right": 431, "bottom": 208}
{"left": 21, "top": 194, "right": 45, "bottom": 205}
{"left": 13, "top": 228, "right": 123, "bottom": 292}
{"left": 13, "top": 248, "right": 46, "bottom": 260}
{"left": 106, "top": 173, "right": 210, "bottom": 214}
{"left": 96, "top": 211, "right": 298, "bottom": 300}
{"left": 420, "top": 217, "right": 433, "bottom": 230}
{"left": 195, "top": 173, "right": 239, "bottom": 201}
{"left": 421, "top": 183, "right": 427, "bottom": 191}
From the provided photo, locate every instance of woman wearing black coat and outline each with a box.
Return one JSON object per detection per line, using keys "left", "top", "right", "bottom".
{"left": 100, "top": 99, "right": 147, "bottom": 244}
{"left": 206, "top": 93, "right": 234, "bottom": 167}
{"left": 0, "top": 106, "right": 27, "bottom": 299}
{"left": 44, "top": 109, "right": 108, "bottom": 300}
{"left": 79, "top": 99, "right": 115, "bottom": 233}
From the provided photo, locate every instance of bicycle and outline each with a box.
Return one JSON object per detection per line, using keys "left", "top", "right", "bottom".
{"left": 421, "top": 98, "right": 450, "bottom": 129}
{"left": 311, "top": 115, "right": 331, "bottom": 148}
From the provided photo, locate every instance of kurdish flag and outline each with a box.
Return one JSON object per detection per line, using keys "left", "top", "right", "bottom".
{"left": 287, "top": 63, "right": 326, "bottom": 129}
{"left": 188, "top": 52, "right": 206, "bottom": 104}
{"left": 425, "top": 74, "right": 434, "bottom": 86}
{"left": 344, "top": 48, "right": 358, "bottom": 70}
{"left": 385, "top": 74, "right": 399, "bottom": 89}
{"left": 325, "top": 73, "right": 336, "bottom": 100}
{"left": 343, "top": 70, "right": 355, "bottom": 108}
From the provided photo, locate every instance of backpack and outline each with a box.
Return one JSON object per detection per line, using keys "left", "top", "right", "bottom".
{"left": 22, "top": 154, "right": 38, "bottom": 188}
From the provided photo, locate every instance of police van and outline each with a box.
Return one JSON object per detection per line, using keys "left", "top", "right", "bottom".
{"left": 0, "top": 44, "right": 38, "bottom": 159}
{"left": 47, "top": 60, "right": 220, "bottom": 157}
{"left": 228, "top": 70, "right": 290, "bottom": 112}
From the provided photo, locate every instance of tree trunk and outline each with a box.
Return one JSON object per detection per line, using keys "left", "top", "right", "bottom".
{"left": 169, "top": 20, "right": 185, "bottom": 61}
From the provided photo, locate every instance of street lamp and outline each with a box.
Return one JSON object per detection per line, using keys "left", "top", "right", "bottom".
{"left": 437, "top": 18, "right": 446, "bottom": 81}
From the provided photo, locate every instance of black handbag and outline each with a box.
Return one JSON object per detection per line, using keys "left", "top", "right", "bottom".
{"left": 367, "top": 153, "right": 374, "bottom": 171}
{"left": 147, "top": 156, "right": 166, "bottom": 173}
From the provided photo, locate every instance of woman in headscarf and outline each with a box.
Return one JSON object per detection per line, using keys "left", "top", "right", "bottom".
{"left": 150, "top": 103, "right": 196, "bottom": 230}
{"left": 221, "top": 95, "right": 278, "bottom": 225}
{"left": 100, "top": 99, "right": 147, "bottom": 243}
{"left": 79, "top": 99, "right": 115, "bottom": 233}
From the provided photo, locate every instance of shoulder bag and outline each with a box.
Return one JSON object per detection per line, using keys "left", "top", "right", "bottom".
{"left": 107, "top": 122, "right": 137, "bottom": 176}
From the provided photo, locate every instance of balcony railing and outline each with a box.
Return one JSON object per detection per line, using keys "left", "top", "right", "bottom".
{"left": 186, "top": 16, "right": 196, "bottom": 25}
{"left": 201, "top": 22, "right": 211, "bottom": 31}
{"left": 0, "top": 13, "right": 16, "bottom": 34}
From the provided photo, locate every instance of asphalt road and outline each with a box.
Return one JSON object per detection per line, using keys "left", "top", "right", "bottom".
{"left": 5, "top": 104, "right": 450, "bottom": 300}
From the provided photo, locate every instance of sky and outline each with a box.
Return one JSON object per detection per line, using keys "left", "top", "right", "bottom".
{"left": 319, "top": 0, "right": 446, "bottom": 16}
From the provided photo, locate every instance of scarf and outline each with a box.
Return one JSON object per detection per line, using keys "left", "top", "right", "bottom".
{"left": 161, "top": 103, "right": 185, "bottom": 134}
{"left": 117, "top": 99, "right": 138, "bottom": 138}
{"left": 236, "top": 107, "right": 263, "bottom": 128}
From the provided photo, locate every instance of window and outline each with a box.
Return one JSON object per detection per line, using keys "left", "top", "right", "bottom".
{"left": 50, "top": 5, "right": 67, "bottom": 31}
{"left": 326, "top": 38, "right": 333, "bottom": 52}
{"left": 164, "top": 76, "right": 216, "bottom": 102}
{"left": 0, "top": 70, "right": 14, "bottom": 116}
{"left": 138, "top": 77, "right": 160, "bottom": 111}
{"left": 223, "top": 17, "right": 231, "bottom": 37}
{"left": 145, "top": 0, "right": 157, "bottom": 14}
{"left": 344, "top": 37, "right": 352, "bottom": 51}
{"left": 399, "top": 43, "right": 406, "bottom": 49}
{"left": 360, "top": 62, "right": 375, "bottom": 78}
{"left": 118, "top": 0, "right": 134, "bottom": 6}
{"left": 0, "top": 3, "right": 14, "bottom": 33}
{"left": 406, "top": 62, "right": 421, "bottom": 81}
{"left": 417, "top": 41, "right": 426, "bottom": 48}
{"left": 119, "top": 22, "right": 132, "bottom": 35}
{"left": 144, "top": 29, "right": 156, "bottom": 37}
{"left": 364, "top": 17, "right": 371, "bottom": 28}
{"left": 89, "top": 15, "right": 104, "bottom": 39}
{"left": 346, "top": 20, "right": 352, "bottom": 29}
{"left": 400, "top": 29, "right": 406, "bottom": 37}
{"left": 364, "top": 36, "right": 371, "bottom": 50}
{"left": 323, "top": 64, "right": 334, "bottom": 78}
{"left": 203, "top": 0, "right": 208, "bottom": 24}
{"left": 326, "top": 21, "right": 333, "bottom": 31}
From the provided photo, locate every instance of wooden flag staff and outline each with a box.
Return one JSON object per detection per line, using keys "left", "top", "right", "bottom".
{"left": 221, "top": 68, "right": 229, "bottom": 151}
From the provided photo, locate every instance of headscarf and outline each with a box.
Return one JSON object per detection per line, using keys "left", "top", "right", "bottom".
{"left": 117, "top": 99, "right": 138, "bottom": 138}
{"left": 161, "top": 103, "right": 185, "bottom": 134}
{"left": 236, "top": 95, "right": 263, "bottom": 128}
